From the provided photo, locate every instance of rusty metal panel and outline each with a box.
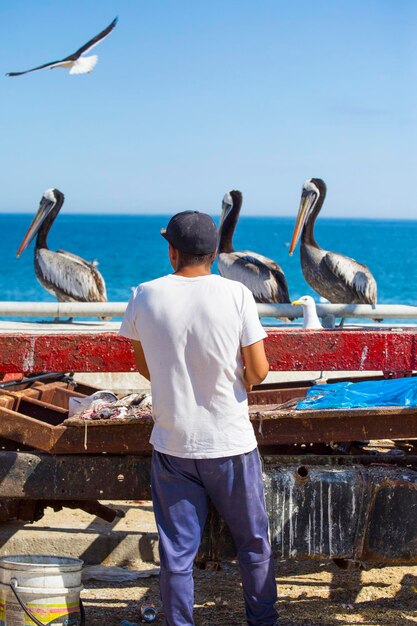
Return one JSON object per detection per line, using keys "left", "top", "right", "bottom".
{"left": 16, "top": 397, "right": 67, "bottom": 425}
{"left": 362, "top": 469, "right": 417, "bottom": 563}
{"left": 270, "top": 463, "right": 417, "bottom": 565}
{"left": 49, "top": 421, "right": 153, "bottom": 454}
{"left": 252, "top": 406, "right": 417, "bottom": 446}
{"left": 1, "top": 403, "right": 417, "bottom": 454}
{"left": 265, "top": 465, "right": 362, "bottom": 559}
{"left": 2, "top": 379, "right": 417, "bottom": 452}
{"left": 2, "top": 329, "right": 417, "bottom": 373}
{"left": 2, "top": 452, "right": 417, "bottom": 565}
{"left": 0, "top": 452, "right": 152, "bottom": 500}
{"left": 199, "top": 459, "right": 417, "bottom": 565}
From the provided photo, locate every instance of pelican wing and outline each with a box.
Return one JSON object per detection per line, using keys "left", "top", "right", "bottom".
{"left": 323, "top": 251, "right": 377, "bottom": 304}
{"left": 218, "top": 250, "right": 290, "bottom": 303}
{"left": 38, "top": 249, "right": 107, "bottom": 302}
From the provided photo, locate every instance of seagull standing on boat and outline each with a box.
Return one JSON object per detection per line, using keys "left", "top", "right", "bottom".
{"left": 289, "top": 178, "right": 377, "bottom": 304}
{"left": 6, "top": 17, "right": 117, "bottom": 76}
{"left": 16, "top": 189, "right": 107, "bottom": 303}
{"left": 291, "top": 296, "right": 322, "bottom": 329}
{"left": 217, "top": 190, "right": 290, "bottom": 303}
{"left": 292, "top": 296, "right": 327, "bottom": 383}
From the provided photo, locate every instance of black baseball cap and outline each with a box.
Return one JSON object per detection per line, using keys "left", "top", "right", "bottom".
{"left": 160, "top": 211, "right": 218, "bottom": 255}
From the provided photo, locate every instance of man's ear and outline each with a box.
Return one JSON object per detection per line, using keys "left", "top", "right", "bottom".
{"left": 169, "top": 243, "right": 179, "bottom": 269}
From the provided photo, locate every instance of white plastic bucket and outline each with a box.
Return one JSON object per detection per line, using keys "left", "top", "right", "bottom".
{"left": 0, "top": 555, "right": 83, "bottom": 626}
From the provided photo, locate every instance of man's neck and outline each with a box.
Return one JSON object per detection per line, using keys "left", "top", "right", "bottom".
{"left": 174, "top": 266, "right": 212, "bottom": 278}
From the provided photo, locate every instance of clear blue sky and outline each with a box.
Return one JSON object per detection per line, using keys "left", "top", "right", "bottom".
{"left": 1, "top": 0, "right": 416, "bottom": 217}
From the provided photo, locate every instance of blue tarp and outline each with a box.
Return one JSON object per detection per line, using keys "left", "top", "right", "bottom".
{"left": 297, "top": 377, "right": 417, "bottom": 410}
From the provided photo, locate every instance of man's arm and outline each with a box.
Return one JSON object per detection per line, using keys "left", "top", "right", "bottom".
{"left": 241, "top": 339, "right": 269, "bottom": 391}
{"left": 131, "top": 340, "right": 151, "bottom": 381}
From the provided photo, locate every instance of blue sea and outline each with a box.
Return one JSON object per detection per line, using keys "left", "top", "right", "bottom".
{"left": 1, "top": 213, "right": 417, "bottom": 317}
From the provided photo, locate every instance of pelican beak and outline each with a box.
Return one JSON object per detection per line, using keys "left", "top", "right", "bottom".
{"left": 217, "top": 193, "right": 233, "bottom": 242}
{"left": 291, "top": 300, "right": 301, "bottom": 306}
{"left": 16, "top": 195, "right": 55, "bottom": 257}
{"left": 289, "top": 190, "right": 316, "bottom": 256}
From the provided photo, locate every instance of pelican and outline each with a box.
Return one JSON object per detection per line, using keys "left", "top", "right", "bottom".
{"left": 16, "top": 188, "right": 107, "bottom": 303}
{"left": 6, "top": 17, "right": 117, "bottom": 76}
{"left": 289, "top": 178, "right": 377, "bottom": 304}
{"left": 218, "top": 190, "right": 290, "bottom": 303}
{"left": 291, "top": 296, "right": 322, "bottom": 329}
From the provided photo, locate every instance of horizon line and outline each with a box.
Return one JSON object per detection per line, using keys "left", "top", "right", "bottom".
{"left": 0, "top": 211, "right": 416, "bottom": 222}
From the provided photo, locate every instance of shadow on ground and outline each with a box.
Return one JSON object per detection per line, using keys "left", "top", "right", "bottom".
{"left": 81, "top": 560, "right": 417, "bottom": 625}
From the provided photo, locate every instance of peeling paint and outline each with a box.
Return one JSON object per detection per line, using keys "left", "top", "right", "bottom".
{"left": 3, "top": 328, "right": 417, "bottom": 372}
{"left": 359, "top": 346, "right": 368, "bottom": 369}
{"left": 22, "top": 336, "right": 36, "bottom": 373}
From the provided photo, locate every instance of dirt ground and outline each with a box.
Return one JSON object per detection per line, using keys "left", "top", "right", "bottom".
{"left": 82, "top": 559, "right": 417, "bottom": 625}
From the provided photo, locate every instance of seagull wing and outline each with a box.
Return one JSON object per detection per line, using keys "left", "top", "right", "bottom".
{"left": 323, "top": 251, "right": 377, "bottom": 304}
{"left": 38, "top": 249, "right": 107, "bottom": 302}
{"left": 218, "top": 250, "right": 290, "bottom": 303}
{"left": 70, "top": 17, "right": 118, "bottom": 58}
{"left": 6, "top": 59, "right": 65, "bottom": 76}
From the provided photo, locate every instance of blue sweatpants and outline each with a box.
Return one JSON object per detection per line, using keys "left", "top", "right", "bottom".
{"left": 151, "top": 448, "right": 278, "bottom": 626}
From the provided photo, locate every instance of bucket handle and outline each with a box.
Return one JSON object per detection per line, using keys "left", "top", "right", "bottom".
{"left": 9, "top": 578, "right": 86, "bottom": 626}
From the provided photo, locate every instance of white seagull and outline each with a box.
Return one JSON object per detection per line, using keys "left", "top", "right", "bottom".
{"left": 292, "top": 296, "right": 327, "bottom": 383}
{"left": 291, "top": 295, "right": 322, "bottom": 329}
{"left": 6, "top": 17, "right": 117, "bottom": 77}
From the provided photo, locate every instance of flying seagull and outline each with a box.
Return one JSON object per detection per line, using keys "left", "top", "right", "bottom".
{"left": 6, "top": 16, "right": 117, "bottom": 77}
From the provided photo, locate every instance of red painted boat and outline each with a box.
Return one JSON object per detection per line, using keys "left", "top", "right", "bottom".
{"left": 0, "top": 323, "right": 416, "bottom": 567}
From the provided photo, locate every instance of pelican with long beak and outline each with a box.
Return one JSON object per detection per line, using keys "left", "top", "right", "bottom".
{"left": 289, "top": 178, "right": 377, "bottom": 304}
{"left": 16, "top": 188, "right": 107, "bottom": 303}
{"left": 218, "top": 190, "right": 290, "bottom": 303}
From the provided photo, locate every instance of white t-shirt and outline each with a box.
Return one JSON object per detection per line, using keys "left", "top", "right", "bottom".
{"left": 119, "top": 273, "right": 267, "bottom": 459}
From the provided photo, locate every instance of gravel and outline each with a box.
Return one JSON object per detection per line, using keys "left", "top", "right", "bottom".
{"left": 81, "top": 559, "right": 417, "bottom": 625}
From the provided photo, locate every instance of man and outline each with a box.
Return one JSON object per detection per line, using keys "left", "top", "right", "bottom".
{"left": 120, "top": 210, "right": 278, "bottom": 626}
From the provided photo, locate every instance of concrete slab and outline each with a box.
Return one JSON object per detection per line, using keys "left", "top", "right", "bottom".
{"left": 0, "top": 320, "right": 121, "bottom": 334}
{"left": 0, "top": 501, "right": 159, "bottom": 567}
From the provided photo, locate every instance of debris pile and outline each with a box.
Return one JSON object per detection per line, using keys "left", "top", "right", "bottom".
{"left": 72, "top": 392, "right": 153, "bottom": 421}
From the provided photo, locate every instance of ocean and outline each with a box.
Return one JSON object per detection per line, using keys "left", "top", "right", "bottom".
{"left": 1, "top": 213, "right": 417, "bottom": 317}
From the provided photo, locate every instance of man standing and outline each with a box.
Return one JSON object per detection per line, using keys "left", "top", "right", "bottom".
{"left": 120, "top": 211, "right": 278, "bottom": 626}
